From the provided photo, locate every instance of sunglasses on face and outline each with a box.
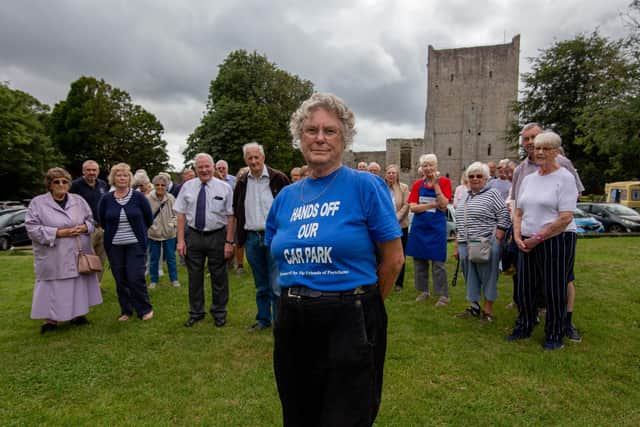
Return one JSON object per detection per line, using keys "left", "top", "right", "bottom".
{"left": 468, "top": 174, "right": 484, "bottom": 179}
{"left": 52, "top": 179, "right": 69, "bottom": 185}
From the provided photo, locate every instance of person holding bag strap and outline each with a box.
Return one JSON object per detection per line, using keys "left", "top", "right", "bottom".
{"left": 453, "top": 162, "right": 511, "bottom": 323}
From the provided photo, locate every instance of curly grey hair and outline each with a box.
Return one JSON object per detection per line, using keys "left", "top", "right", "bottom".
{"left": 289, "top": 92, "right": 357, "bottom": 148}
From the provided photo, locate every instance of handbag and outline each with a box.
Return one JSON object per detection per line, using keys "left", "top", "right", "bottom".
{"left": 75, "top": 206, "right": 103, "bottom": 274}
{"left": 464, "top": 194, "right": 492, "bottom": 264}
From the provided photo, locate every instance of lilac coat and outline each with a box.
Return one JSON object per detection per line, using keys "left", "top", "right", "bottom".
{"left": 26, "top": 193, "right": 96, "bottom": 280}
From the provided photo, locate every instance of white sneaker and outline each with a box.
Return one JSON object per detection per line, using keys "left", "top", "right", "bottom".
{"left": 148, "top": 282, "right": 157, "bottom": 289}
{"left": 435, "top": 296, "right": 450, "bottom": 307}
{"left": 415, "top": 292, "right": 431, "bottom": 302}
{"left": 171, "top": 281, "right": 181, "bottom": 288}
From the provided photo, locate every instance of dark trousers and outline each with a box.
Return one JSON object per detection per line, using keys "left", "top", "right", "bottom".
{"left": 186, "top": 228, "right": 228, "bottom": 321}
{"left": 273, "top": 287, "right": 387, "bottom": 427}
{"left": 107, "top": 243, "right": 152, "bottom": 317}
{"left": 514, "top": 232, "right": 576, "bottom": 341}
{"left": 395, "top": 227, "right": 409, "bottom": 288}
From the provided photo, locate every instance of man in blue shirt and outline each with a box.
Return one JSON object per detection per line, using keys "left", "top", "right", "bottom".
{"left": 216, "top": 160, "right": 236, "bottom": 189}
{"left": 70, "top": 160, "right": 109, "bottom": 281}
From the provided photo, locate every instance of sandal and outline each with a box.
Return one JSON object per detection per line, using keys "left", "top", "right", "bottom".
{"left": 480, "top": 311, "right": 495, "bottom": 324}
{"left": 117, "top": 314, "right": 130, "bottom": 322}
{"left": 142, "top": 310, "right": 154, "bottom": 321}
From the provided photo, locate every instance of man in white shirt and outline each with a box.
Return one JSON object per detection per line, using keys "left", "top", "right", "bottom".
{"left": 230, "top": 142, "right": 289, "bottom": 332}
{"left": 175, "top": 153, "right": 235, "bottom": 327}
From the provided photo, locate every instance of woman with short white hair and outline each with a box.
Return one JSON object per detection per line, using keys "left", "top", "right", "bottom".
{"left": 507, "top": 131, "right": 578, "bottom": 350}
{"left": 406, "top": 154, "right": 452, "bottom": 306}
{"left": 454, "top": 162, "right": 511, "bottom": 322}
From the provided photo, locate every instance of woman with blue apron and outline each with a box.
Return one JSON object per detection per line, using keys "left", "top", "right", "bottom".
{"left": 406, "top": 154, "right": 452, "bottom": 306}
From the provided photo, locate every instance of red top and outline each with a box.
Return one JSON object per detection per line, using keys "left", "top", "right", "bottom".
{"left": 408, "top": 177, "right": 452, "bottom": 203}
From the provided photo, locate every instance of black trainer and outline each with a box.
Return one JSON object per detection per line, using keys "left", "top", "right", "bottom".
{"left": 505, "top": 328, "right": 531, "bottom": 342}
{"left": 543, "top": 338, "right": 565, "bottom": 351}
{"left": 565, "top": 324, "right": 582, "bottom": 343}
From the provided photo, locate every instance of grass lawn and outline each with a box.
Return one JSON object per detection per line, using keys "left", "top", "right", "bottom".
{"left": 1, "top": 237, "right": 639, "bottom": 426}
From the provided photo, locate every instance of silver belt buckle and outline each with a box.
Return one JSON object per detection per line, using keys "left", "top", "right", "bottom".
{"left": 353, "top": 286, "right": 366, "bottom": 295}
{"left": 287, "top": 287, "right": 301, "bottom": 299}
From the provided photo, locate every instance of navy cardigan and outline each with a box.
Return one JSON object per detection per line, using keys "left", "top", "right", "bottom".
{"left": 98, "top": 190, "right": 153, "bottom": 252}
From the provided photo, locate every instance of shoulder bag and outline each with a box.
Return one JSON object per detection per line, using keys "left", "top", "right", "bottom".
{"left": 464, "top": 195, "right": 492, "bottom": 264}
{"left": 75, "top": 206, "right": 103, "bottom": 274}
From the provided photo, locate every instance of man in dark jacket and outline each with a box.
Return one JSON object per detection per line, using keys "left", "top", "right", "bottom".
{"left": 230, "top": 142, "right": 289, "bottom": 332}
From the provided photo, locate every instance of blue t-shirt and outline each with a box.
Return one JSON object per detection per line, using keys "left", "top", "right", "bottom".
{"left": 265, "top": 167, "right": 401, "bottom": 291}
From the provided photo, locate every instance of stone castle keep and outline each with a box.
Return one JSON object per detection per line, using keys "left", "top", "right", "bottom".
{"left": 345, "top": 35, "right": 520, "bottom": 185}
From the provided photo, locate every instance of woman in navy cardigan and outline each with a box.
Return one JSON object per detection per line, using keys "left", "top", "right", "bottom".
{"left": 98, "top": 163, "right": 154, "bottom": 321}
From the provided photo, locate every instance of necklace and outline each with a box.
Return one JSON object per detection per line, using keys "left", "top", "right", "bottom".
{"left": 300, "top": 167, "right": 342, "bottom": 203}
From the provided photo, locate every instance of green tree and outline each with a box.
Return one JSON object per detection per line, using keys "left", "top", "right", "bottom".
{"left": 0, "top": 83, "right": 62, "bottom": 199}
{"left": 185, "top": 50, "right": 313, "bottom": 173}
{"left": 510, "top": 32, "right": 637, "bottom": 193}
{"left": 49, "top": 76, "right": 169, "bottom": 177}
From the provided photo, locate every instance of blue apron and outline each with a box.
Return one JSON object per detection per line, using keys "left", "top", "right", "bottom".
{"left": 406, "top": 181, "right": 447, "bottom": 262}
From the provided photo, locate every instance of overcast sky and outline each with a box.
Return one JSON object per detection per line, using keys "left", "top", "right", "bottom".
{"left": 0, "top": 0, "right": 632, "bottom": 169}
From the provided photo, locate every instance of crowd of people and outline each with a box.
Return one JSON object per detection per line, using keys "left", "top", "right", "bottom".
{"left": 24, "top": 90, "right": 584, "bottom": 426}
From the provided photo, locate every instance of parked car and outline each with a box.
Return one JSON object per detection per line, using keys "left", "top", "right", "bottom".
{"left": 0, "top": 201, "right": 23, "bottom": 210}
{"left": 576, "top": 202, "right": 640, "bottom": 233}
{"left": 574, "top": 208, "right": 604, "bottom": 233}
{"left": 0, "top": 208, "right": 30, "bottom": 250}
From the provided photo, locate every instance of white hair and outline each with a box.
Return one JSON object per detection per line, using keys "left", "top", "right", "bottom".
{"left": 419, "top": 153, "right": 438, "bottom": 166}
{"left": 465, "top": 161, "right": 490, "bottom": 179}
{"left": 534, "top": 131, "right": 562, "bottom": 148}
{"left": 242, "top": 142, "right": 265, "bottom": 157}
{"left": 215, "top": 159, "right": 229, "bottom": 168}
{"left": 194, "top": 153, "right": 214, "bottom": 165}
{"left": 289, "top": 92, "right": 356, "bottom": 148}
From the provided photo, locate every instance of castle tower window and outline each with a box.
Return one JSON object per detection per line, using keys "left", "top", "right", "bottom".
{"left": 450, "top": 74, "right": 454, "bottom": 81}
{"left": 400, "top": 146, "right": 412, "bottom": 171}
{"left": 487, "top": 144, "right": 492, "bottom": 156}
{"left": 448, "top": 147, "right": 452, "bottom": 156}
{"left": 489, "top": 71, "right": 493, "bottom": 78}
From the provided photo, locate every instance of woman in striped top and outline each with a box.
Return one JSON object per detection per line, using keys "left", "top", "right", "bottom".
{"left": 454, "top": 162, "right": 511, "bottom": 322}
{"left": 98, "top": 163, "right": 154, "bottom": 321}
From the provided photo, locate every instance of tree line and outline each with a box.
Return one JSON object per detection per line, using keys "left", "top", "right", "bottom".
{"left": 2, "top": 2, "right": 638, "bottom": 200}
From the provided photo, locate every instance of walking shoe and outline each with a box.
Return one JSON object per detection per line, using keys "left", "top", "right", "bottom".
{"left": 542, "top": 339, "right": 565, "bottom": 351}
{"left": 70, "top": 316, "right": 90, "bottom": 326}
{"left": 148, "top": 282, "right": 157, "bottom": 289}
{"left": 505, "top": 301, "right": 516, "bottom": 309}
{"left": 415, "top": 292, "right": 431, "bottom": 302}
{"left": 171, "top": 280, "right": 181, "bottom": 288}
{"left": 565, "top": 324, "right": 582, "bottom": 343}
{"left": 247, "top": 322, "right": 270, "bottom": 332}
{"left": 456, "top": 307, "right": 480, "bottom": 318}
{"left": 236, "top": 266, "right": 245, "bottom": 275}
{"left": 505, "top": 328, "right": 531, "bottom": 342}
{"left": 394, "top": 285, "right": 403, "bottom": 292}
{"left": 435, "top": 296, "right": 450, "bottom": 307}
{"left": 40, "top": 322, "right": 58, "bottom": 334}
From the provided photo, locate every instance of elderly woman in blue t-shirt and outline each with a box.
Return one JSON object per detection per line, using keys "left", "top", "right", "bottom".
{"left": 265, "top": 92, "right": 403, "bottom": 427}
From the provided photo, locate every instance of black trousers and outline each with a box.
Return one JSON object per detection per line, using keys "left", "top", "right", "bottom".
{"left": 107, "top": 243, "right": 152, "bottom": 318}
{"left": 273, "top": 287, "right": 387, "bottom": 427}
{"left": 514, "top": 232, "right": 576, "bottom": 341}
{"left": 185, "top": 228, "right": 228, "bottom": 321}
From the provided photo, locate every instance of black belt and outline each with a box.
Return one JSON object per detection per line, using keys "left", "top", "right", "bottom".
{"left": 247, "top": 230, "right": 265, "bottom": 235}
{"left": 286, "top": 285, "right": 376, "bottom": 298}
{"left": 188, "top": 226, "right": 224, "bottom": 236}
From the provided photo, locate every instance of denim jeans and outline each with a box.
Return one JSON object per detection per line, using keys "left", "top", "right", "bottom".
{"left": 458, "top": 238, "right": 500, "bottom": 302}
{"left": 273, "top": 287, "right": 387, "bottom": 427}
{"left": 245, "top": 231, "right": 280, "bottom": 326}
{"left": 148, "top": 238, "right": 178, "bottom": 283}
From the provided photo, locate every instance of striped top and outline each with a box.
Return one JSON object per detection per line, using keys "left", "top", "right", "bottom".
{"left": 112, "top": 189, "right": 138, "bottom": 245}
{"left": 455, "top": 187, "right": 511, "bottom": 243}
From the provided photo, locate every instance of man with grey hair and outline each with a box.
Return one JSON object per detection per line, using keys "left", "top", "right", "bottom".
{"left": 174, "top": 153, "right": 235, "bottom": 328}
{"left": 367, "top": 162, "right": 381, "bottom": 175}
{"left": 509, "top": 123, "right": 584, "bottom": 343}
{"left": 216, "top": 159, "right": 236, "bottom": 189}
{"left": 230, "top": 142, "right": 289, "bottom": 332}
{"left": 70, "top": 159, "right": 109, "bottom": 282}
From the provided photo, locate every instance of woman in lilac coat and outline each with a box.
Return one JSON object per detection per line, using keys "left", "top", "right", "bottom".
{"left": 26, "top": 168, "right": 103, "bottom": 334}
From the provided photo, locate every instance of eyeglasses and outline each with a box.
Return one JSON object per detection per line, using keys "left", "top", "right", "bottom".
{"left": 52, "top": 179, "right": 69, "bottom": 185}
{"left": 303, "top": 126, "right": 340, "bottom": 138}
{"left": 468, "top": 174, "right": 484, "bottom": 179}
{"left": 154, "top": 183, "right": 166, "bottom": 187}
